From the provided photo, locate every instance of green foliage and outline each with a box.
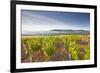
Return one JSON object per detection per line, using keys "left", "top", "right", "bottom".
{"left": 42, "top": 37, "right": 56, "bottom": 56}
{"left": 22, "top": 35, "right": 90, "bottom": 60}
{"left": 84, "top": 45, "right": 90, "bottom": 59}
{"left": 69, "top": 41, "right": 79, "bottom": 60}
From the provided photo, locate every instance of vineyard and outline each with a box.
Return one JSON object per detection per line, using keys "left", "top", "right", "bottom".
{"left": 21, "top": 35, "right": 90, "bottom": 63}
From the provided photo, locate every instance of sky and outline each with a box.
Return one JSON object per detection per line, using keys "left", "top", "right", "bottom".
{"left": 21, "top": 10, "right": 90, "bottom": 33}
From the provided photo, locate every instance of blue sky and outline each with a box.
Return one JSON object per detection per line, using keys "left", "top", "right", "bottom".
{"left": 21, "top": 10, "right": 90, "bottom": 32}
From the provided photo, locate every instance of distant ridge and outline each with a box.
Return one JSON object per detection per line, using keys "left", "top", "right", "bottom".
{"left": 22, "top": 29, "right": 90, "bottom": 36}
{"left": 51, "top": 29, "right": 89, "bottom": 32}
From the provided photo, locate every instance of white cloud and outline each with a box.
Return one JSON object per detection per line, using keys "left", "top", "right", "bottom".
{"left": 22, "top": 11, "right": 89, "bottom": 34}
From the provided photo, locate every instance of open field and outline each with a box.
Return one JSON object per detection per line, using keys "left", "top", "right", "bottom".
{"left": 21, "top": 35, "right": 90, "bottom": 63}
